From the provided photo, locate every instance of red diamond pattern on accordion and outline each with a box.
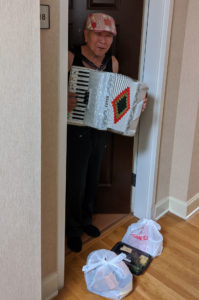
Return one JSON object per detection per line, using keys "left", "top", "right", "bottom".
{"left": 112, "top": 87, "right": 130, "bottom": 124}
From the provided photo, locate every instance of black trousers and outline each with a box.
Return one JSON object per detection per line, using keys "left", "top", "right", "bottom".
{"left": 66, "top": 125, "right": 107, "bottom": 237}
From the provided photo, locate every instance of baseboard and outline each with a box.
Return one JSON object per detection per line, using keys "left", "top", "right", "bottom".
{"left": 42, "top": 272, "right": 58, "bottom": 300}
{"left": 155, "top": 194, "right": 199, "bottom": 220}
{"left": 154, "top": 197, "right": 169, "bottom": 220}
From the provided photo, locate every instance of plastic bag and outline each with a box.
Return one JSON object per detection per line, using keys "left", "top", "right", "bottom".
{"left": 82, "top": 249, "right": 133, "bottom": 299}
{"left": 122, "top": 218, "right": 163, "bottom": 257}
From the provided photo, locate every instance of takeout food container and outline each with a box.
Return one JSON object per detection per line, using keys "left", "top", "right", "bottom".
{"left": 111, "top": 241, "right": 152, "bottom": 275}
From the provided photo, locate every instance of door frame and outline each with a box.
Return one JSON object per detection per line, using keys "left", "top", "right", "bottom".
{"left": 56, "top": 0, "right": 174, "bottom": 290}
{"left": 132, "top": 0, "right": 174, "bottom": 219}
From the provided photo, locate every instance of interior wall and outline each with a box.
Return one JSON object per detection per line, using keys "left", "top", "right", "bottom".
{"left": 178, "top": 0, "right": 199, "bottom": 201}
{"left": 40, "top": 0, "right": 59, "bottom": 277}
{"left": 188, "top": 106, "right": 199, "bottom": 199}
{"left": 170, "top": 0, "right": 199, "bottom": 201}
{"left": 0, "top": 1, "right": 41, "bottom": 299}
{"left": 156, "top": 0, "right": 199, "bottom": 209}
{"left": 156, "top": 0, "right": 189, "bottom": 202}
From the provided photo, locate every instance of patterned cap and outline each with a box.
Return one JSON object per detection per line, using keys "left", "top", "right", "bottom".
{"left": 85, "top": 13, "right": 117, "bottom": 36}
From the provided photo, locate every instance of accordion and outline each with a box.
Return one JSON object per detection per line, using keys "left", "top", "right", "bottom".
{"left": 68, "top": 66, "right": 148, "bottom": 136}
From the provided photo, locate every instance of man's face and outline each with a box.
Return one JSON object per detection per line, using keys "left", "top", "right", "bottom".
{"left": 84, "top": 30, "right": 113, "bottom": 57}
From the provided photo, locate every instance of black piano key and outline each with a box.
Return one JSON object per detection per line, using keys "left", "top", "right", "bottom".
{"left": 79, "top": 70, "right": 90, "bottom": 76}
{"left": 76, "top": 105, "right": 85, "bottom": 108}
{"left": 76, "top": 88, "right": 88, "bottom": 92}
{"left": 77, "top": 79, "right": 89, "bottom": 84}
{"left": 77, "top": 83, "right": 88, "bottom": 87}
{"left": 72, "top": 116, "right": 84, "bottom": 120}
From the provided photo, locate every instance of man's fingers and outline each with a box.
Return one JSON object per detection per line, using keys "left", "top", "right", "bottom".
{"left": 68, "top": 92, "right": 77, "bottom": 98}
{"left": 68, "top": 93, "right": 77, "bottom": 113}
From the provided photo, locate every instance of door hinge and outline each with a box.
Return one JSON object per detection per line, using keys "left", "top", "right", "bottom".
{"left": 132, "top": 173, "right": 136, "bottom": 187}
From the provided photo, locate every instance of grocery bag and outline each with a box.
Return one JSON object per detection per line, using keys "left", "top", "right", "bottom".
{"left": 122, "top": 218, "right": 163, "bottom": 257}
{"left": 82, "top": 249, "right": 133, "bottom": 299}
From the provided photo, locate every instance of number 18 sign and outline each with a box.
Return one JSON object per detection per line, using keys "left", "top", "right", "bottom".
{"left": 40, "top": 5, "right": 50, "bottom": 29}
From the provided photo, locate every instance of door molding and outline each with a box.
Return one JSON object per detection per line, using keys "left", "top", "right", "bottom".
{"left": 56, "top": 0, "right": 174, "bottom": 292}
{"left": 57, "top": 0, "right": 68, "bottom": 291}
{"left": 133, "top": 0, "right": 174, "bottom": 219}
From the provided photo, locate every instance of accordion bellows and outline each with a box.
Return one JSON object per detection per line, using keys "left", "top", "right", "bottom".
{"left": 68, "top": 66, "right": 148, "bottom": 136}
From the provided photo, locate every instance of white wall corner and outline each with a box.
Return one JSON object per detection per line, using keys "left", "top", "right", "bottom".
{"left": 186, "top": 193, "right": 199, "bottom": 219}
{"left": 169, "top": 197, "right": 187, "bottom": 219}
{"left": 155, "top": 194, "right": 199, "bottom": 220}
{"left": 42, "top": 272, "right": 58, "bottom": 300}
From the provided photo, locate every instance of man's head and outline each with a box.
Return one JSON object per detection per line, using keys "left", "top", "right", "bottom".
{"left": 84, "top": 13, "right": 116, "bottom": 57}
{"left": 85, "top": 13, "right": 117, "bottom": 36}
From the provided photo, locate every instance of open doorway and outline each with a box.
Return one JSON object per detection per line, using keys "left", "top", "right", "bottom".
{"left": 67, "top": 0, "right": 144, "bottom": 245}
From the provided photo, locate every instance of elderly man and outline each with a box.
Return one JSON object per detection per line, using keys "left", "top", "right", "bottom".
{"left": 66, "top": 13, "right": 148, "bottom": 252}
{"left": 66, "top": 13, "right": 118, "bottom": 252}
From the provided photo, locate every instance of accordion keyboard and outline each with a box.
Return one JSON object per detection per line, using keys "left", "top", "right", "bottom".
{"left": 68, "top": 68, "right": 90, "bottom": 124}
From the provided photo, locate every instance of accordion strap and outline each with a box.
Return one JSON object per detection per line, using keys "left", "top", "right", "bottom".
{"left": 77, "top": 52, "right": 112, "bottom": 71}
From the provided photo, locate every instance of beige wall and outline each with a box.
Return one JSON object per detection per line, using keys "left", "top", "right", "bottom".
{"left": 0, "top": 1, "right": 41, "bottom": 299}
{"left": 156, "top": 0, "right": 199, "bottom": 209}
{"left": 40, "top": 0, "right": 59, "bottom": 278}
{"left": 156, "top": 0, "right": 189, "bottom": 202}
{"left": 188, "top": 106, "right": 199, "bottom": 199}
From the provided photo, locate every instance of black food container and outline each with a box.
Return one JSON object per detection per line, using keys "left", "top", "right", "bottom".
{"left": 112, "top": 241, "right": 152, "bottom": 275}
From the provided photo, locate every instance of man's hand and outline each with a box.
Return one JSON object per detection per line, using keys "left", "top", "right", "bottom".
{"left": 142, "top": 92, "right": 148, "bottom": 112}
{"left": 68, "top": 92, "right": 77, "bottom": 113}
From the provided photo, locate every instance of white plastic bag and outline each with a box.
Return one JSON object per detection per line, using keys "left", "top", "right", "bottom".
{"left": 82, "top": 249, "right": 133, "bottom": 299}
{"left": 122, "top": 218, "right": 163, "bottom": 257}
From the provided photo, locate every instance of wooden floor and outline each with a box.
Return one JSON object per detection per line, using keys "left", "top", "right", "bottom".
{"left": 54, "top": 211, "right": 199, "bottom": 300}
